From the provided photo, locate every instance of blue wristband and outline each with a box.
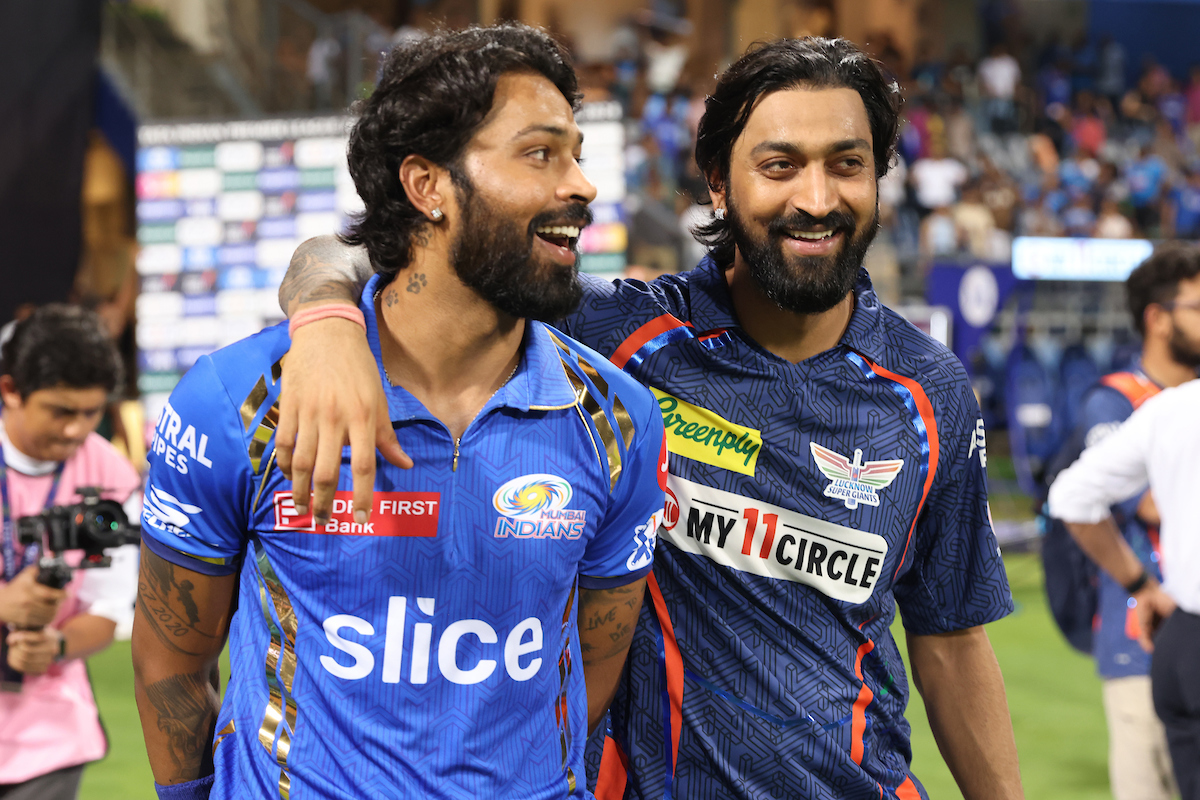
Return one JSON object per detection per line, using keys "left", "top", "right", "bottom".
{"left": 155, "top": 774, "right": 214, "bottom": 800}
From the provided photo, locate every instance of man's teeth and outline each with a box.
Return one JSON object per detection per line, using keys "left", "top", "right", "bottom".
{"left": 536, "top": 225, "right": 580, "bottom": 238}
{"left": 788, "top": 229, "right": 835, "bottom": 240}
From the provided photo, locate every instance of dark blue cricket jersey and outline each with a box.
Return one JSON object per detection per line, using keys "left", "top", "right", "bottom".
{"left": 564, "top": 257, "right": 1014, "bottom": 800}
{"left": 140, "top": 274, "right": 667, "bottom": 799}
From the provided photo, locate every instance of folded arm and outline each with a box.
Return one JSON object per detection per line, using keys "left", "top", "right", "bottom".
{"left": 578, "top": 579, "right": 646, "bottom": 733}
{"left": 907, "top": 626, "right": 1024, "bottom": 800}
{"left": 132, "top": 544, "right": 237, "bottom": 785}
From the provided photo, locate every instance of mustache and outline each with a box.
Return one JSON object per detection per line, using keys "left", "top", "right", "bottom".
{"left": 767, "top": 209, "right": 857, "bottom": 237}
{"left": 529, "top": 203, "right": 593, "bottom": 233}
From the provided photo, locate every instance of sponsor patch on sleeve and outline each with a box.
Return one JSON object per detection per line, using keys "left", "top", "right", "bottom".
{"left": 273, "top": 491, "right": 439, "bottom": 537}
{"left": 652, "top": 388, "right": 762, "bottom": 476}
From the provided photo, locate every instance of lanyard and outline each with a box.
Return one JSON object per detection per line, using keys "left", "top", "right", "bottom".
{"left": 1, "top": 448, "right": 66, "bottom": 583}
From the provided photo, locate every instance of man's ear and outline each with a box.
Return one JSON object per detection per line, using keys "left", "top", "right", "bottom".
{"left": 1144, "top": 303, "right": 1171, "bottom": 341}
{"left": 707, "top": 174, "right": 727, "bottom": 217}
{"left": 398, "top": 155, "right": 453, "bottom": 223}
{"left": 0, "top": 375, "right": 23, "bottom": 411}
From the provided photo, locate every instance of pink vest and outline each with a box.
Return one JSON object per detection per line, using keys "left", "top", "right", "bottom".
{"left": 0, "top": 432, "right": 140, "bottom": 783}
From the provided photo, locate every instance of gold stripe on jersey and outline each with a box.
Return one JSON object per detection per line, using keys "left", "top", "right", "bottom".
{"left": 254, "top": 542, "right": 300, "bottom": 799}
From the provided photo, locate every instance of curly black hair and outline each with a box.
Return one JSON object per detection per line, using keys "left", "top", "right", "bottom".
{"left": 342, "top": 24, "right": 580, "bottom": 280}
{"left": 1, "top": 304, "right": 122, "bottom": 398}
{"left": 692, "top": 37, "right": 902, "bottom": 265}
{"left": 1127, "top": 241, "right": 1200, "bottom": 336}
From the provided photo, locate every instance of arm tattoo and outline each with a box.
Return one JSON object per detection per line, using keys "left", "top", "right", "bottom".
{"left": 278, "top": 235, "right": 373, "bottom": 314}
{"left": 143, "top": 668, "right": 219, "bottom": 779}
{"left": 578, "top": 582, "right": 642, "bottom": 663}
{"left": 137, "top": 553, "right": 223, "bottom": 657}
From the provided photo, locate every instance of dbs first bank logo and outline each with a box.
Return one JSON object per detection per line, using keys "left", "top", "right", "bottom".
{"left": 274, "top": 491, "right": 439, "bottom": 536}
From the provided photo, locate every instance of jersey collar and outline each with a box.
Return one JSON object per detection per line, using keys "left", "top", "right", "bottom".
{"left": 685, "top": 254, "right": 887, "bottom": 362}
{"left": 360, "top": 274, "right": 576, "bottom": 421}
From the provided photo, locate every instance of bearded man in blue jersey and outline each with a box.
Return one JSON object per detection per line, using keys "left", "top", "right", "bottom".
{"left": 275, "top": 36, "right": 1024, "bottom": 800}
{"left": 133, "top": 25, "right": 666, "bottom": 800}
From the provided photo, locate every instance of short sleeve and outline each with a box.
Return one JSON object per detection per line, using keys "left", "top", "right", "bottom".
{"left": 1081, "top": 386, "right": 1134, "bottom": 449}
{"left": 577, "top": 397, "right": 667, "bottom": 590}
{"left": 895, "top": 379, "right": 1014, "bottom": 635}
{"left": 140, "top": 356, "right": 253, "bottom": 575}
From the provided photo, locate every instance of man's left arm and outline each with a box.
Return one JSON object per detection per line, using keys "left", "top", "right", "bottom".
{"left": 907, "top": 626, "right": 1022, "bottom": 800}
{"left": 893, "top": 368, "right": 1022, "bottom": 799}
{"left": 578, "top": 579, "right": 646, "bottom": 732}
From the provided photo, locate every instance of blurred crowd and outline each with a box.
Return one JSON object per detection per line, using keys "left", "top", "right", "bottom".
{"left": 294, "top": 17, "right": 1200, "bottom": 288}
{"left": 891, "top": 36, "right": 1200, "bottom": 266}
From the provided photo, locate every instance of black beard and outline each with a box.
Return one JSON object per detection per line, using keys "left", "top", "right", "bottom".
{"left": 447, "top": 179, "right": 591, "bottom": 322}
{"left": 1168, "top": 322, "right": 1200, "bottom": 369}
{"left": 728, "top": 200, "right": 878, "bottom": 314}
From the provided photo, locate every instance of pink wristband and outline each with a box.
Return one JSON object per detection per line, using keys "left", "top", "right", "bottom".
{"left": 288, "top": 305, "right": 367, "bottom": 338}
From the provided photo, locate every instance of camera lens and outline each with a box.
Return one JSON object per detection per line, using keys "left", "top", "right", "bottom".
{"left": 79, "top": 502, "right": 129, "bottom": 548}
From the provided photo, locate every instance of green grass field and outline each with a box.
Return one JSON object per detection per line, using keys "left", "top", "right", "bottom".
{"left": 79, "top": 553, "right": 1112, "bottom": 799}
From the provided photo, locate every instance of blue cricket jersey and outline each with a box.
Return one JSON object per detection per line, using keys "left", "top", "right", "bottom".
{"left": 564, "top": 257, "right": 1014, "bottom": 800}
{"left": 1077, "top": 369, "right": 1163, "bottom": 680}
{"left": 140, "top": 274, "right": 667, "bottom": 800}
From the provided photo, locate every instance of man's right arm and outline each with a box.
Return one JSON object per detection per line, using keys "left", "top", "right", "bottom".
{"left": 1048, "top": 400, "right": 1176, "bottom": 648}
{"left": 132, "top": 544, "right": 237, "bottom": 786}
{"left": 275, "top": 236, "right": 408, "bottom": 524}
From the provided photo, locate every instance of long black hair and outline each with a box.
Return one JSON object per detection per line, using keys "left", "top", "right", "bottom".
{"left": 692, "top": 37, "right": 901, "bottom": 265}
{"left": 342, "top": 24, "right": 580, "bottom": 279}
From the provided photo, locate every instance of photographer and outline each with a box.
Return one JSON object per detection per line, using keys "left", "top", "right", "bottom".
{"left": 0, "top": 305, "right": 140, "bottom": 799}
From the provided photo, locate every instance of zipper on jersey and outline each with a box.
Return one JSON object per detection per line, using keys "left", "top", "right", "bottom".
{"left": 452, "top": 437, "right": 461, "bottom": 472}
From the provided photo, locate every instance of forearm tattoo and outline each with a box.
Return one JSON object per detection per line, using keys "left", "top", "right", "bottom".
{"left": 578, "top": 582, "right": 643, "bottom": 663}
{"left": 143, "top": 668, "right": 220, "bottom": 779}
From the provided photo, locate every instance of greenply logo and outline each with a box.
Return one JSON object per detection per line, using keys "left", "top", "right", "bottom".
{"left": 652, "top": 388, "right": 762, "bottom": 476}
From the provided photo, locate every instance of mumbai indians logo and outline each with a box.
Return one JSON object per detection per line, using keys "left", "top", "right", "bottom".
{"left": 810, "top": 443, "right": 904, "bottom": 510}
{"left": 493, "top": 474, "right": 586, "bottom": 539}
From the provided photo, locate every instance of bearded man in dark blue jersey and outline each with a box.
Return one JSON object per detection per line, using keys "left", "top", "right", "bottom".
{"left": 276, "top": 36, "right": 1024, "bottom": 800}
{"left": 133, "top": 25, "right": 666, "bottom": 800}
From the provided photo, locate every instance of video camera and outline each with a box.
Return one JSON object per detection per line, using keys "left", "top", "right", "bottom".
{"left": 1, "top": 488, "right": 138, "bottom": 692}
{"left": 16, "top": 487, "right": 135, "bottom": 589}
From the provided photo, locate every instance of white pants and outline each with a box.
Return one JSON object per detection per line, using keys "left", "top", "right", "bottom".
{"left": 1103, "top": 675, "right": 1178, "bottom": 800}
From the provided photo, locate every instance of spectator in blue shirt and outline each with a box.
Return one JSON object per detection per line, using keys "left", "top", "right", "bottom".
{"left": 1128, "top": 144, "right": 1169, "bottom": 235}
{"left": 1167, "top": 166, "right": 1200, "bottom": 239}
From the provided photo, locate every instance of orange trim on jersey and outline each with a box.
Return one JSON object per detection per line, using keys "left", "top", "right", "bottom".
{"left": 895, "top": 776, "right": 922, "bottom": 799}
{"left": 609, "top": 313, "right": 693, "bottom": 370}
{"left": 595, "top": 736, "right": 630, "bottom": 800}
{"left": 646, "top": 571, "right": 684, "bottom": 779}
{"left": 1125, "top": 604, "right": 1142, "bottom": 641}
{"left": 859, "top": 358, "right": 941, "bottom": 582}
{"left": 1099, "top": 371, "right": 1161, "bottom": 410}
{"left": 850, "top": 639, "right": 877, "bottom": 765}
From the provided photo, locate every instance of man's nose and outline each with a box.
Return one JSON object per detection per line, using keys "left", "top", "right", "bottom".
{"left": 560, "top": 159, "right": 598, "bottom": 206}
{"left": 788, "top": 166, "right": 838, "bottom": 221}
